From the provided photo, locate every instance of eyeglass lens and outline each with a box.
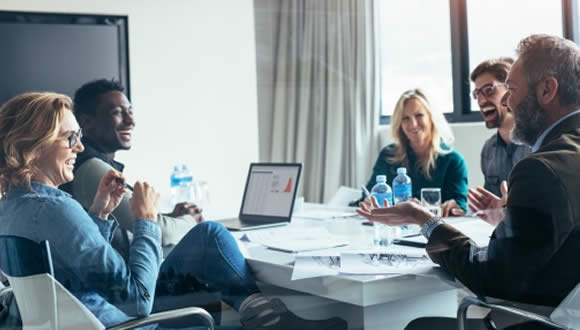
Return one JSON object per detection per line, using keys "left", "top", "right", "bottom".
{"left": 68, "top": 130, "right": 82, "bottom": 148}
{"left": 472, "top": 84, "right": 496, "bottom": 100}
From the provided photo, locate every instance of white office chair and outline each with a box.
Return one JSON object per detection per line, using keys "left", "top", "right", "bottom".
{"left": 327, "top": 186, "right": 362, "bottom": 206}
{"left": 0, "top": 280, "right": 10, "bottom": 297}
{"left": 6, "top": 272, "right": 217, "bottom": 330}
{"left": 457, "top": 284, "right": 580, "bottom": 330}
{"left": 0, "top": 236, "right": 215, "bottom": 330}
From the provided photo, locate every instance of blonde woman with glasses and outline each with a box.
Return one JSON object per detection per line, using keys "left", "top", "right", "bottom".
{"left": 0, "top": 92, "right": 346, "bottom": 330}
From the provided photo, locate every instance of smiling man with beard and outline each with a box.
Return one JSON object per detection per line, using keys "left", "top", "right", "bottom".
{"left": 470, "top": 58, "right": 531, "bottom": 197}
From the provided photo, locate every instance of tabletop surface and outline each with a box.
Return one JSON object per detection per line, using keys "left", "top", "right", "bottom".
{"left": 228, "top": 204, "right": 494, "bottom": 307}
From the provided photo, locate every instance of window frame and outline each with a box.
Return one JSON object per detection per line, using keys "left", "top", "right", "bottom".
{"left": 379, "top": 0, "right": 577, "bottom": 125}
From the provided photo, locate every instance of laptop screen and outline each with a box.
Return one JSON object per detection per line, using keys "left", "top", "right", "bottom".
{"left": 240, "top": 164, "right": 301, "bottom": 218}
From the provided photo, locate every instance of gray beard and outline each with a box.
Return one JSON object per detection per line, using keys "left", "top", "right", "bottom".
{"left": 511, "top": 93, "right": 547, "bottom": 146}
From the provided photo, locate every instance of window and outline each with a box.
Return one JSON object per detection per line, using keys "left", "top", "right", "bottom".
{"left": 467, "top": 0, "right": 562, "bottom": 111}
{"left": 379, "top": 1, "right": 454, "bottom": 120}
{"left": 380, "top": 0, "right": 566, "bottom": 124}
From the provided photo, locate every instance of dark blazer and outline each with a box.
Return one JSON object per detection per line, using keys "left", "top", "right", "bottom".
{"left": 427, "top": 112, "right": 580, "bottom": 307}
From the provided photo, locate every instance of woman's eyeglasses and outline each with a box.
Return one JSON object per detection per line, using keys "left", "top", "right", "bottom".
{"left": 67, "top": 129, "right": 83, "bottom": 149}
{"left": 472, "top": 82, "right": 506, "bottom": 100}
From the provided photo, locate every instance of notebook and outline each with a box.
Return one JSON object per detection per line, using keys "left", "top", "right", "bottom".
{"left": 219, "top": 163, "right": 302, "bottom": 231}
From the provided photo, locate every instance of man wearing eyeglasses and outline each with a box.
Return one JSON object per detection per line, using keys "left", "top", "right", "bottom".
{"left": 470, "top": 58, "right": 531, "bottom": 198}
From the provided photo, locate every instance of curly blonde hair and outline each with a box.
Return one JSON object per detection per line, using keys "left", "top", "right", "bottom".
{"left": 388, "top": 89, "right": 454, "bottom": 180}
{"left": 0, "top": 92, "right": 72, "bottom": 196}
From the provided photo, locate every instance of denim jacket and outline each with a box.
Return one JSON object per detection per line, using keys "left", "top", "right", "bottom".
{"left": 0, "top": 182, "right": 162, "bottom": 327}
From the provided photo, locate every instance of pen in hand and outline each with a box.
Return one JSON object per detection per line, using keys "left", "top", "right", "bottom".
{"left": 361, "top": 185, "right": 371, "bottom": 197}
{"left": 114, "top": 177, "right": 134, "bottom": 192}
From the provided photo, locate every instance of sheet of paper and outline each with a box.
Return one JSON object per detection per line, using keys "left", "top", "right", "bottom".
{"left": 451, "top": 220, "right": 494, "bottom": 247}
{"left": 293, "top": 208, "right": 360, "bottom": 220}
{"left": 340, "top": 247, "right": 434, "bottom": 275}
{"left": 243, "top": 227, "right": 349, "bottom": 252}
{"left": 291, "top": 251, "right": 341, "bottom": 280}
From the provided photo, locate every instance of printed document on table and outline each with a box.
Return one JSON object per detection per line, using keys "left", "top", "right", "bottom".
{"left": 243, "top": 227, "right": 349, "bottom": 252}
{"left": 291, "top": 251, "right": 341, "bottom": 280}
{"left": 340, "top": 246, "right": 435, "bottom": 275}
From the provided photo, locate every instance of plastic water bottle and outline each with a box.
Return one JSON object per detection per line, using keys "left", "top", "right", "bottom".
{"left": 371, "top": 175, "right": 392, "bottom": 207}
{"left": 371, "top": 175, "right": 395, "bottom": 248}
{"left": 393, "top": 168, "right": 412, "bottom": 204}
{"left": 170, "top": 165, "right": 183, "bottom": 204}
{"left": 180, "top": 164, "right": 195, "bottom": 202}
{"left": 392, "top": 168, "right": 416, "bottom": 235}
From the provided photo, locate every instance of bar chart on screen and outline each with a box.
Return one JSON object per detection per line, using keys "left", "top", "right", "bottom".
{"left": 242, "top": 166, "right": 300, "bottom": 217}
{"left": 283, "top": 177, "right": 293, "bottom": 192}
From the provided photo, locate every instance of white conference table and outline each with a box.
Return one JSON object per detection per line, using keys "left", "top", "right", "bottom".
{"left": 226, "top": 204, "right": 493, "bottom": 330}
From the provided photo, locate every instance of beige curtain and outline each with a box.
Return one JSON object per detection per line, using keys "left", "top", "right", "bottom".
{"left": 264, "top": 0, "right": 382, "bottom": 203}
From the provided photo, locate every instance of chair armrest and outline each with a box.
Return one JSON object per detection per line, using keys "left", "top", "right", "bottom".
{"left": 106, "top": 306, "right": 214, "bottom": 330}
{"left": 0, "top": 286, "right": 13, "bottom": 297}
{"left": 457, "top": 296, "right": 567, "bottom": 330}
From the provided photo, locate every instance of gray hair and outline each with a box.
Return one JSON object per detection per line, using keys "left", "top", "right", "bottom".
{"left": 516, "top": 34, "right": 580, "bottom": 106}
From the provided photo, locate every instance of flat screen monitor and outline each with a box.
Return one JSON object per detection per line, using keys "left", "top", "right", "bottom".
{"left": 0, "top": 11, "right": 130, "bottom": 105}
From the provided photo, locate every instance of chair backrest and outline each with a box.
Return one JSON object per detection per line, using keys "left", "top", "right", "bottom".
{"left": 0, "top": 235, "right": 54, "bottom": 278}
{"left": 550, "top": 281, "right": 580, "bottom": 328}
{"left": 0, "top": 236, "right": 104, "bottom": 330}
{"left": 327, "top": 186, "right": 362, "bottom": 206}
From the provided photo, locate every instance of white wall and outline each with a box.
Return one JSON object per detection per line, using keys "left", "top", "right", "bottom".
{"left": 449, "top": 123, "right": 493, "bottom": 188}
{"left": 0, "top": 0, "right": 259, "bottom": 217}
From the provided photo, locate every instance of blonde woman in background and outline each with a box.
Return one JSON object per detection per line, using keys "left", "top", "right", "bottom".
{"left": 360, "top": 89, "right": 468, "bottom": 216}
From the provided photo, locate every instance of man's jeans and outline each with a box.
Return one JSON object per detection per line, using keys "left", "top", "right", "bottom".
{"left": 152, "top": 221, "right": 259, "bottom": 327}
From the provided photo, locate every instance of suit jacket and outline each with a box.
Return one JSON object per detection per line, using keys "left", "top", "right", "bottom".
{"left": 427, "top": 112, "right": 580, "bottom": 307}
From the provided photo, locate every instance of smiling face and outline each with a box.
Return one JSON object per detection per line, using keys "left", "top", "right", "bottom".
{"left": 33, "top": 110, "right": 85, "bottom": 187}
{"left": 400, "top": 98, "right": 433, "bottom": 151}
{"left": 85, "top": 91, "right": 135, "bottom": 153}
{"left": 474, "top": 72, "right": 510, "bottom": 129}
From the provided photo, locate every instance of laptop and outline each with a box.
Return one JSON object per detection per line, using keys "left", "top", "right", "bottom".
{"left": 220, "top": 163, "right": 302, "bottom": 231}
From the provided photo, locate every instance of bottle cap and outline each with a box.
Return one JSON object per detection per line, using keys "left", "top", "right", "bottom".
{"left": 397, "top": 167, "right": 407, "bottom": 175}
{"left": 376, "top": 175, "right": 387, "bottom": 183}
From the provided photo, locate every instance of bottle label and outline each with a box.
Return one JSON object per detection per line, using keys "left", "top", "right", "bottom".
{"left": 393, "top": 184, "right": 412, "bottom": 198}
{"left": 372, "top": 192, "right": 393, "bottom": 207}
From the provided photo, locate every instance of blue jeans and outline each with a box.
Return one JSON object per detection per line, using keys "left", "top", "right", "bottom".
{"left": 152, "top": 221, "right": 259, "bottom": 329}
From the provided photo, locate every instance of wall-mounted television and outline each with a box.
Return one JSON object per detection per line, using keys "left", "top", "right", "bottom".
{"left": 0, "top": 11, "right": 130, "bottom": 105}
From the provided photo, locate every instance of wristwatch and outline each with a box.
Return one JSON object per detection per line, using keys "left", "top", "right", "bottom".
{"left": 420, "top": 216, "right": 445, "bottom": 239}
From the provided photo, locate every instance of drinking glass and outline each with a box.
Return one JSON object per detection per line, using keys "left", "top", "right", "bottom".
{"left": 421, "top": 188, "right": 441, "bottom": 216}
{"left": 373, "top": 224, "right": 401, "bottom": 249}
{"left": 195, "top": 180, "right": 210, "bottom": 209}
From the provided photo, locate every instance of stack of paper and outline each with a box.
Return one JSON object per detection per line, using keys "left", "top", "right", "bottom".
{"left": 292, "top": 251, "right": 341, "bottom": 280}
{"left": 243, "top": 227, "right": 349, "bottom": 253}
{"left": 340, "top": 250, "right": 434, "bottom": 275}
{"left": 291, "top": 245, "right": 436, "bottom": 280}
